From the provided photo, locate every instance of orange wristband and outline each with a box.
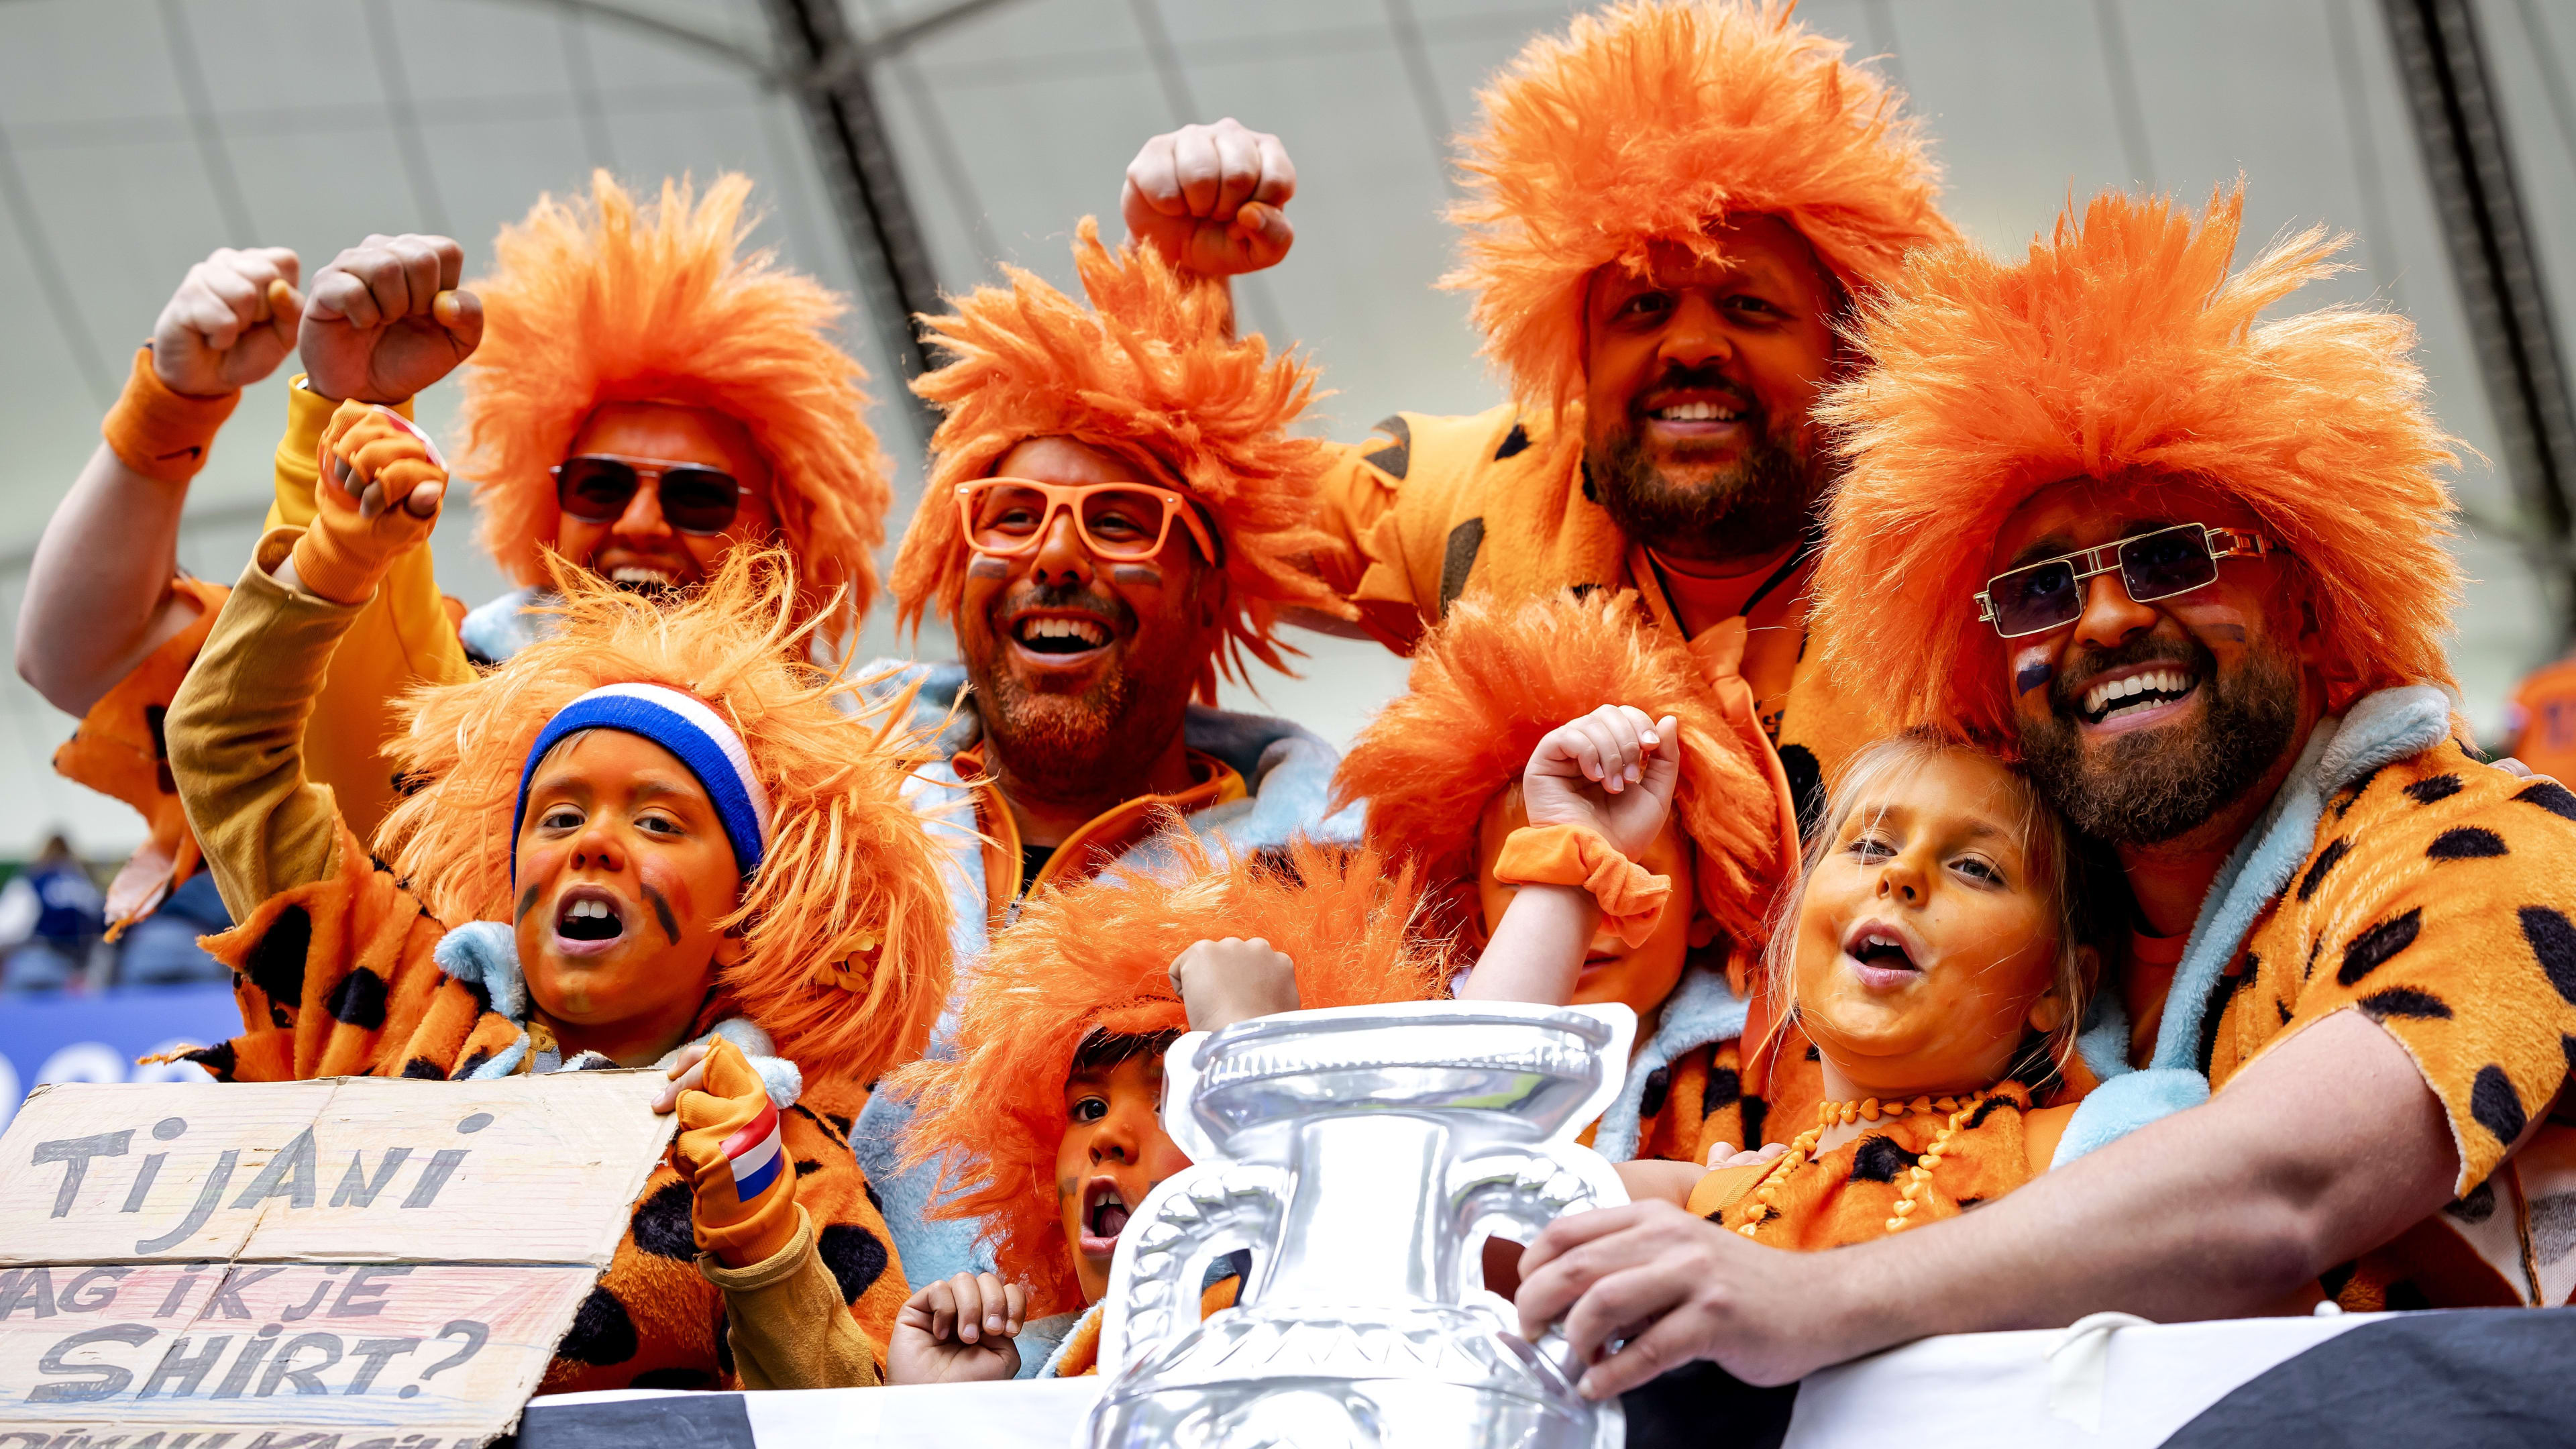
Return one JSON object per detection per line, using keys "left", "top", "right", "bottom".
{"left": 101, "top": 346, "right": 240, "bottom": 484}
{"left": 1493, "top": 823, "right": 1670, "bottom": 949}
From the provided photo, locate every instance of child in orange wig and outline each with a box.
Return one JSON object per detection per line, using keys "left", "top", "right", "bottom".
{"left": 1333, "top": 588, "right": 1801, "bottom": 1165}
{"left": 888, "top": 837, "right": 1450, "bottom": 1378}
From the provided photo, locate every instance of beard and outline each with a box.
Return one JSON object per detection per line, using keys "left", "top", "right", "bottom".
{"left": 1587, "top": 373, "right": 1819, "bottom": 557}
{"left": 2021, "top": 635, "right": 2302, "bottom": 845}
{"left": 969, "top": 582, "right": 1199, "bottom": 802}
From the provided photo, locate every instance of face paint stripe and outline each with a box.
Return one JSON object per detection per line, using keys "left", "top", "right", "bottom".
{"left": 2015, "top": 661, "right": 2053, "bottom": 695}
{"left": 641, "top": 883, "right": 684, "bottom": 945}
{"left": 517, "top": 882, "right": 545, "bottom": 922}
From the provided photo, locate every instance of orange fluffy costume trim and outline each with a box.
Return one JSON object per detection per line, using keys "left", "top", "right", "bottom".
{"left": 374, "top": 548, "right": 951, "bottom": 1087}
{"left": 888, "top": 218, "right": 1350, "bottom": 702}
{"left": 1444, "top": 0, "right": 1957, "bottom": 413}
{"left": 890, "top": 837, "right": 1448, "bottom": 1318}
{"left": 454, "top": 171, "right": 892, "bottom": 610}
{"left": 1812, "top": 184, "right": 2463, "bottom": 746}
{"left": 1332, "top": 589, "right": 1784, "bottom": 949}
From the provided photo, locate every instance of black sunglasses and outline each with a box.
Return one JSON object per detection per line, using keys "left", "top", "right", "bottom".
{"left": 551, "top": 454, "right": 749, "bottom": 536}
{"left": 1976, "top": 523, "right": 2280, "bottom": 639}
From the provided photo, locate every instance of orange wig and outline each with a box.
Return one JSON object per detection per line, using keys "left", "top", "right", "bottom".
{"left": 1332, "top": 589, "right": 1786, "bottom": 950}
{"left": 1444, "top": 0, "right": 1958, "bottom": 414}
{"left": 454, "top": 171, "right": 892, "bottom": 610}
{"left": 890, "top": 837, "right": 1448, "bottom": 1318}
{"left": 888, "top": 218, "right": 1351, "bottom": 701}
{"left": 1812, "top": 184, "right": 2463, "bottom": 747}
{"left": 374, "top": 548, "right": 951, "bottom": 1087}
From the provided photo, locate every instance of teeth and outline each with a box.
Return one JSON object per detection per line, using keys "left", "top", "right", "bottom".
{"left": 1650, "top": 401, "right": 1741, "bottom": 422}
{"left": 2082, "top": 669, "right": 2196, "bottom": 718}
{"left": 610, "top": 566, "right": 676, "bottom": 586}
{"left": 1020, "top": 617, "right": 1108, "bottom": 645}
{"left": 568, "top": 899, "right": 611, "bottom": 920}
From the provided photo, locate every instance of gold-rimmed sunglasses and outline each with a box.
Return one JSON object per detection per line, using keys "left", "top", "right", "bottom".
{"left": 1976, "top": 523, "right": 2281, "bottom": 639}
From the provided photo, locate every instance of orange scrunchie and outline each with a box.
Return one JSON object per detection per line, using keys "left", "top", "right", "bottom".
{"left": 101, "top": 346, "right": 241, "bottom": 484}
{"left": 1492, "top": 823, "right": 1671, "bottom": 948}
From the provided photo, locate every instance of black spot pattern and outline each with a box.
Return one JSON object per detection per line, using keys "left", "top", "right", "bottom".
{"left": 2425, "top": 826, "right": 2507, "bottom": 861}
{"left": 1738, "top": 1097, "right": 1768, "bottom": 1150}
{"left": 246, "top": 905, "right": 312, "bottom": 1006}
{"left": 1639, "top": 1067, "right": 1671, "bottom": 1120}
{"left": 2470, "top": 1064, "right": 2527, "bottom": 1145}
{"left": 2357, "top": 987, "right": 2454, "bottom": 1020}
{"left": 1362, "top": 416, "right": 1411, "bottom": 479}
{"left": 794, "top": 1159, "right": 825, "bottom": 1179}
{"left": 1966, "top": 1097, "right": 2012, "bottom": 1130}
{"left": 2336, "top": 908, "right": 2423, "bottom": 987}
{"left": 863, "top": 1179, "right": 886, "bottom": 1214}
{"left": 2519, "top": 906, "right": 2576, "bottom": 1003}
{"left": 400, "top": 1057, "right": 447, "bottom": 1080}
{"left": 2404, "top": 775, "right": 2464, "bottom": 806}
{"left": 2200, "top": 969, "right": 2254, "bottom": 1073}
{"left": 457, "top": 975, "right": 493, "bottom": 1016}
{"left": 1849, "top": 1135, "right": 1920, "bottom": 1183}
{"left": 629, "top": 1179, "right": 697, "bottom": 1260}
{"left": 2276, "top": 998, "right": 2295, "bottom": 1026}
{"left": 184, "top": 1040, "right": 237, "bottom": 1079}
{"left": 1702, "top": 1067, "right": 1743, "bottom": 1116}
{"left": 1777, "top": 744, "right": 1825, "bottom": 842}
{"left": 824, "top": 1112, "right": 854, "bottom": 1138}
{"left": 2304, "top": 937, "right": 2322, "bottom": 981}
{"left": 2445, "top": 1179, "right": 2498, "bottom": 1225}
{"left": 1804, "top": 1043, "right": 1821, "bottom": 1061}
{"left": 629, "top": 1368, "right": 714, "bottom": 1390}
{"left": 2332, "top": 766, "right": 2385, "bottom": 820}
{"left": 455, "top": 1047, "right": 494, "bottom": 1077}
{"left": 2514, "top": 780, "right": 2576, "bottom": 822}
{"left": 2296, "top": 838, "right": 2353, "bottom": 903}
{"left": 817, "top": 1224, "right": 890, "bottom": 1304}
{"left": 1494, "top": 423, "right": 1532, "bottom": 460}
{"left": 555, "top": 1286, "right": 639, "bottom": 1365}
{"left": 324, "top": 967, "right": 388, "bottom": 1030}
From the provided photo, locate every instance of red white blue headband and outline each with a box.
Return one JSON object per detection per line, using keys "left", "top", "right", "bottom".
{"left": 512, "top": 683, "right": 775, "bottom": 879}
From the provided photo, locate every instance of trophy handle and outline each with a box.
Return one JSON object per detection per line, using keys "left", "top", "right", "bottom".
{"left": 1448, "top": 1147, "right": 1615, "bottom": 1378}
{"left": 1095, "top": 1162, "right": 1287, "bottom": 1379}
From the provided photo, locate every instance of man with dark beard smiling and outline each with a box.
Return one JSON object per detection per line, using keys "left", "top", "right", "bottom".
{"left": 1510, "top": 187, "right": 2576, "bottom": 1399}
{"left": 849, "top": 221, "right": 1362, "bottom": 1295}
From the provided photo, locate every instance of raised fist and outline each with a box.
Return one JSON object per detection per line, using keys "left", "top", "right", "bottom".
{"left": 1523, "top": 706, "right": 1682, "bottom": 861}
{"left": 152, "top": 248, "right": 303, "bottom": 397}
{"left": 888, "top": 1271, "right": 1026, "bottom": 1385}
{"left": 299, "top": 233, "right": 483, "bottom": 403}
{"left": 1121, "top": 119, "right": 1296, "bottom": 277}
{"left": 1169, "top": 935, "right": 1300, "bottom": 1033}
{"left": 285, "top": 399, "right": 447, "bottom": 605}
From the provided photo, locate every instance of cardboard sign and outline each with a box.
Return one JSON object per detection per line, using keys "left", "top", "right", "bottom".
{"left": 0, "top": 1073, "right": 678, "bottom": 1446}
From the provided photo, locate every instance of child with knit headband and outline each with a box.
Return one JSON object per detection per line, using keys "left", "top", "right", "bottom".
{"left": 160, "top": 405, "right": 1000, "bottom": 1391}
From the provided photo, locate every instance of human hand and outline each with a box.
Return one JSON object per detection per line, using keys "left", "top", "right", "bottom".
{"left": 1514, "top": 1199, "right": 1851, "bottom": 1395}
{"left": 670, "top": 1038, "right": 799, "bottom": 1270}
{"left": 654, "top": 1040, "right": 713, "bottom": 1114}
{"left": 1122, "top": 119, "right": 1297, "bottom": 276}
{"left": 888, "top": 1271, "right": 1027, "bottom": 1385}
{"left": 152, "top": 248, "right": 304, "bottom": 396}
{"left": 1706, "top": 1141, "right": 1788, "bottom": 1170}
{"left": 299, "top": 233, "right": 482, "bottom": 402}
{"left": 1169, "top": 935, "right": 1300, "bottom": 1032}
{"left": 1522, "top": 706, "right": 1680, "bottom": 859}
{"left": 285, "top": 399, "right": 447, "bottom": 604}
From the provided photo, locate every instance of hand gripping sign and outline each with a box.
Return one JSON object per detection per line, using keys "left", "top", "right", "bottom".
{"left": 0, "top": 1073, "right": 676, "bottom": 1448}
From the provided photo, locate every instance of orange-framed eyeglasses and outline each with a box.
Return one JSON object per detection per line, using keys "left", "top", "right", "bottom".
{"left": 953, "top": 478, "right": 1219, "bottom": 564}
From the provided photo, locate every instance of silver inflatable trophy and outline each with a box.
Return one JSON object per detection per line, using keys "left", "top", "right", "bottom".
{"left": 1085, "top": 1000, "right": 1635, "bottom": 1449}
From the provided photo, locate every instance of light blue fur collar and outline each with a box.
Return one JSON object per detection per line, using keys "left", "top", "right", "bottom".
{"left": 2053, "top": 686, "right": 2455, "bottom": 1165}
{"left": 430, "top": 920, "right": 802, "bottom": 1106}
{"left": 1589, "top": 964, "right": 1749, "bottom": 1162}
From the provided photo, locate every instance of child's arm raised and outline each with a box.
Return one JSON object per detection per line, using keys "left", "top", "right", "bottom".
{"left": 1456, "top": 706, "right": 1679, "bottom": 1007}
{"left": 1171, "top": 935, "right": 1301, "bottom": 1032}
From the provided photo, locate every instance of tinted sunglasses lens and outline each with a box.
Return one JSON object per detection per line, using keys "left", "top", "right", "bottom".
{"left": 1989, "top": 560, "right": 2081, "bottom": 637}
{"left": 1077, "top": 488, "right": 1169, "bottom": 558}
{"left": 2119, "top": 527, "right": 2219, "bottom": 602}
{"left": 557, "top": 458, "right": 639, "bottom": 521}
{"left": 659, "top": 468, "right": 741, "bottom": 534}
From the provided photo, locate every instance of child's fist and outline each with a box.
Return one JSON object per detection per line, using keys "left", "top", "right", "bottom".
{"left": 670, "top": 1037, "right": 798, "bottom": 1269}
{"left": 888, "top": 1271, "right": 1027, "bottom": 1385}
{"left": 1170, "top": 936, "right": 1299, "bottom": 1033}
{"left": 286, "top": 399, "right": 446, "bottom": 604}
{"left": 1523, "top": 705, "right": 1680, "bottom": 859}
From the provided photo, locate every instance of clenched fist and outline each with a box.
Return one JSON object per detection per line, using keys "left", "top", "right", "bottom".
{"left": 152, "top": 248, "right": 304, "bottom": 398}
{"left": 1121, "top": 119, "right": 1297, "bottom": 276}
{"left": 300, "top": 233, "right": 483, "bottom": 403}
{"left": 284, "top": 399, "right": 447, "bottom": 605}
{"left": 1169, "top": 935, "right": 1300, "bottom": 1033}
{"left": 1523, "top": 706, "right": 1681, "bottom": 861}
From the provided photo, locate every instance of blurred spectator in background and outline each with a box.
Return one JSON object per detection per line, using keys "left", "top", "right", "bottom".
{"left": 2502, "top": 648, "right": 2576, "bottom": 782}
{"left": 109, "top": 871, "right": 232, "bottom": 988}
{"left": 0, "top": 833, "right": 106, "bottom": 993}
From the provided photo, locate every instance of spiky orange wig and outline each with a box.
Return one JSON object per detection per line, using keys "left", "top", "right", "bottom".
{"left": 1332, "top": 589, "right": 1785, "bottom": 949}
{"left": 454, "top": 171, "right": 892, "bottom": 609}
{"left": 890, "top": 837, "right": 1448, "bottom": 1317}
{"left": 1444, "top": 0, "right": 1958, "bottom": 414}
{"left": 374, "top": 548, "right": 951, "bottom": 1087}
{"left": 1812, "top": 184, "right": 2463, "bottom": 747}
{"left": 888, "top": 219, "right": 1350, "bottom": 701}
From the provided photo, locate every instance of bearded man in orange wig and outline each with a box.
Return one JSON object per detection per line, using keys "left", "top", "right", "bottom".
{"left": 1334, "top": 589, "right": 1799, "bottom": 1165}
{"left": 848, "top": 220, "right": 1362, "bottom": 1293}
{"left": 1117, "top": 0, "right": 1956, "bottom": 837}
{"left": 21, "top": 172, "right": 890, "bottom": 935}
{"left": 888, "top": 839, "right": 1448, "bottom": 1379}
{"left": 1513, "top": 186, "right": 2576, "bottom": 1399}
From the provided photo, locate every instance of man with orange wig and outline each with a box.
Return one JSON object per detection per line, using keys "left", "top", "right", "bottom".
{"left": 888, "top": 839, "right": 1449, "bottom": 1377}
{"left": 1117, "top": 0, "right": 1957, "bottom": 837}
{"left": 1513, "top": 186, "right": 2576, "bottom": 1398}
{"left": 849, "top": 220, "right": 1362, "bottom": 1290}
{"left": 21, "top": 171, "right": 891, "bottom": 934}
{"left": 1334, "top": 589, "right": 1801, "bottom": 1165}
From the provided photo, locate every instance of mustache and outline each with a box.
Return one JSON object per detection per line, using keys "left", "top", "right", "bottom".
{"left": 2050, "top": 635, "right": 2214, "bottom": 716}
{"left": 991, "top": 580, "right": 1136, "bottom": 633}
{"left": 1627, "top": 364, "right": 1763, "bottom": 425}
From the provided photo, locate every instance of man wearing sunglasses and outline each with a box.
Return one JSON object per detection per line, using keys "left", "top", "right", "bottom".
{"left": 19, "top": 172, "right": 892, "bottom": 930}
{"left": 1116, "top": 2, "right": 1958, "bottom": 839}
{"left": 1514, "top": 189, "right": 2576, "bottom": 1397}
{"left": 851, "top": 222, "right": 1360, "bottom": 1292}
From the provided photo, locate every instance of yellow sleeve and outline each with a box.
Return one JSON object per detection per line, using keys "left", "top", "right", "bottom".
{"left": 700, "top": 1205, "right": 886, "bottom": 1389}
{"left": 266, "top": 378, "right": 474, "bottom": 843}
{"left": 165, "top": 530, "right": 360, "bottom": 919}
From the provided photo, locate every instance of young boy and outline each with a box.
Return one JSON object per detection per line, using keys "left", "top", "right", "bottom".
{"left": 888, "top": 838, "right": 1449, "bottom": 1377}
{"left": 164, "top": 402, "right": 971, "bottom": 1391}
